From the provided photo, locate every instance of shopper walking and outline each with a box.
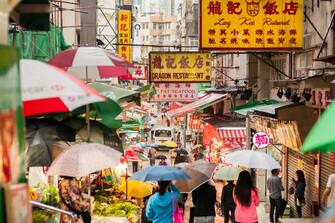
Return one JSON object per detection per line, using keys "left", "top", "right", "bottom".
{"left": 290, "top": 170, "right": 306, "bottom": 218}
{"left": 192, "top": 181, "right": 217, "bottom": 223}
{"left": 148, "top": 147, "right": 157, "bottom": 166}
{"left": 267, "top": 169, "right": 284, "bottom": 223}
{"left": 233, "top": 170, "right": 260, "bottom": 223}
{"left": 221, "top": 180, "right": 236, "bottom": 223}
{"left": 322, "top": 173, "right": 335, "bottom": 208}
{"left": 146, "top": 181, "right": 180, "bottom": 223}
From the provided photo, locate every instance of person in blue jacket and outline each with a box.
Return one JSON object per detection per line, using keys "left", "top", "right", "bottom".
{"left": 146, "top": 181, "right": 180, "bottom": 223}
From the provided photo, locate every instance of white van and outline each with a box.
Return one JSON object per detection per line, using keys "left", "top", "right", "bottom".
{"left": 153, "top": 126, "right": 174, "bottom": 144}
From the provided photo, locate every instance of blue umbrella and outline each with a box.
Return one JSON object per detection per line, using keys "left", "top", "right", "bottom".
{"left": 147, "top": 143, "right": 159, "bottom": 148}
{"left": 131, "top": 166, "right": 190, "bottom": 181}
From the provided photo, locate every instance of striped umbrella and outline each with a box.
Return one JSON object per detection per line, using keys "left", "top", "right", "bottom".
{"left": 48, "top": 47, "right": 134, "bottom": 80}
{"left": 20, "top": 59, "right": 105, "bottom": 117}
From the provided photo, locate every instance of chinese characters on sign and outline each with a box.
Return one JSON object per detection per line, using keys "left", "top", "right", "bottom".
{"left": 252, "top": 132, "right": 270, "bottom": 148}
{"left": 200, "top": 0, "right": 303, "bottom": 50}
{"left": 149, "top": 52, "right": 211, "bottom": 82}
{"left": 131, "top": 65, "right": 148, "bottom": 80}
{"left": 151, "top": 83, "right": 198, "bottom": 102}
{"left": 117, "top": 10, "right": 132, "bottom": 61}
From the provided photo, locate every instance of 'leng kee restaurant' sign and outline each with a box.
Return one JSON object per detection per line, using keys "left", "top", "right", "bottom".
{"left": 149, "top": 52, "right": 212, "bottom": 83}
{"left": 151, "top": 83, "right": 198, "bottom": 102}
{"left": 200, "top": 0, "right": 303, "bottom": 50}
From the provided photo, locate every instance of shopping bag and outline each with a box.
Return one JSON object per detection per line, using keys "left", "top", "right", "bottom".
{"left": 280, "top": 198, "right": 288, "bottom": 217}
{"left": 173, "top": 206, "right": 184, "bottom": 223}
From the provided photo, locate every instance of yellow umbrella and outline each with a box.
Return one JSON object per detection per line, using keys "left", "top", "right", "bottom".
{"left": 161, "top": 141, "right": 177, "bottom": 148}
{"left": 120, "top": 180, "right": 153, "bottom": 198}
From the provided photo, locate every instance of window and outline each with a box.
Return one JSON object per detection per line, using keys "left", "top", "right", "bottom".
{"left": 299, "top": 52, "right": 313, "bottom": 68}
{"left": 153, "top": 23, "right": 157, "bottom": 29}
{"left": 154, "top": 130, "right": 172, "bottom": 137}
{"left": 142, "top": 23, "right": 145, "bottom": 29}
{"left": 159, "top": 23, "right": 164, "bottom": 30}
{"left": 142, "top": 36, "right": 145, "bottom": 41}
{"left": 188, "top": 37, "right": 199, "bottom": 47}
{"left": 270, "top": 58, "right": 287, "bottom": 80}
{"left": 146, "top": 36, "right": 149, "bottom": 41}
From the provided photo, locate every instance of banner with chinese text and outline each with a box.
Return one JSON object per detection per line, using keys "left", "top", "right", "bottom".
{"left": 200, "top": 0, "right": 303, "bottom": 50}
{"left": 117, "top": 10, "right": 132, "bottom": 61}
{"left": 151, "top": 83, "right": 198, "bottom": 102}
{"left": 131, "top": 64, "right": 148, "bottom": 80}
{"left": 149, "top": 52, "right": 211, "bottom": 83}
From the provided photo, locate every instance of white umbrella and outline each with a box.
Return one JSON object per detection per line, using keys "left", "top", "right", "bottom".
{"left": 20, "top": 59, "right": 105, "bottom": 117}
{"left": 224, "top": 150, "right": 281, "bottom": 170}
{"left": 47, "top": 143, "right": 122, "bottom": 178}
{"left": 213, "top": 166, "right": 241, "bottom": 181}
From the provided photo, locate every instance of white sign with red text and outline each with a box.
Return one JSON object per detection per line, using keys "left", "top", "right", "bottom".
{"left": 252, "top": 132, "right": 270, "bottom": 149}
{"left": 132, "top": 65, "right": 148, "bottom": 80}
{"left": 151, "top": 83, "right": 198, "bottom": 102}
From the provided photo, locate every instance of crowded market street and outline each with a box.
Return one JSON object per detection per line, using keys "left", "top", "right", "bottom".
{"left": 1, "top": 0, "right": 335, "bottom": 223}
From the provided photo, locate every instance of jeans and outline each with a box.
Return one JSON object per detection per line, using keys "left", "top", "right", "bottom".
{"left": 269, "top": 197, "right": 282, "bottom": 223}
{"left": 194, "top": 216, "right": 215, "bottom": 223}
{"left": 296, "top": 205, "right": 302, "bottom": 218}
{"left": 222, "top": 206, "right": 235, "bottom": 223}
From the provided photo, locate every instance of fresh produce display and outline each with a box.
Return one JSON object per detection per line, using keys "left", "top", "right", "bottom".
{"left": 94, "top": 192, "right": 140, "bottom": 223}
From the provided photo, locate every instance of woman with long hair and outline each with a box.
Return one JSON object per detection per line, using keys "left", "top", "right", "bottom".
{"left": 146, "top": 181, "right": 180, "bottom": 223}
{"left": 233, "top": 170, "right": 260, "bottom": 223}
{"left": 292, "top": 170, "right": 306, "bottom": 218}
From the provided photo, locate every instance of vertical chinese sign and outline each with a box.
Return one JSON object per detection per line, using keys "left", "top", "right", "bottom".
{"left": 149, "top": 52, "right": 211, "bottom": 83}
{"left": 117, "top": 10, "right": 132, "bottom": 61}
{"left": 200, "top": 0, "right": 303, "bottom": 50}
{"left": 0, "top": 45, "right": 24, "bottom": 187}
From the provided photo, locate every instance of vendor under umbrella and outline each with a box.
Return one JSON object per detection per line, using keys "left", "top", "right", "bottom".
{"left": 155, "top": 155, "right": 168, "bottom": 166}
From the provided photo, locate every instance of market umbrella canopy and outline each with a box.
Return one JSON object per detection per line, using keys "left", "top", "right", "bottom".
{"left": 131, "top": 166, "right": 189, "bottom": 182}
{"left": 213, "top": 166, "right": 241, "bottom": 181}
{"left": 120, "top": 180, "right": 153, "bottom": 198}
{"left": 302, "top": 102, "right": 335, "bottom": 153}
{"left": 224, "top": 150, "right": 280, "bottom": 170}
{"left": 175, "top": 160, "right": 217, "bottom": 193}
{"left": 161, "top": 141, "right": 178, "bottom": 148}
{"left": 47, "top": 143, "right": 122, "bottom": 178}
{"left": 48, "top": 47, "right": 134, "bottom": 80}
{"left": 20, "top": 59, "right": 105, "bottom": 117}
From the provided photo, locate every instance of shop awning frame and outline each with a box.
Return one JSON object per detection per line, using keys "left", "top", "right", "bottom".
{"left": 232, "top": 99, "right": 279, "bottom": 116}
{"left": 168, "top": 93, "right": 228, "bottom": 117}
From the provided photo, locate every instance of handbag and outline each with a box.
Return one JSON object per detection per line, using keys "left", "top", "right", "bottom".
{"left": 172, "top": 195, "right": 184, "bottom": 223}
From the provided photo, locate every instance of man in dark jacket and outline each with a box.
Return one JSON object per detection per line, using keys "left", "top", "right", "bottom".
{"left": 192, "top": 181, "right": 217, "bottom": 223}
{"left": 221, "top": 181, "right": 236, "bottom": 223}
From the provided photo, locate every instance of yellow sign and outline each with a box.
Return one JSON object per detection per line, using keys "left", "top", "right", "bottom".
{"left": 117, "top": 10, "right": 132, "bottom": 61}
{"left": 149, "top": 52, "right": 211, "bottom": 83}
{"left": 200, "top": 0, "right": 303, "bottom": 50}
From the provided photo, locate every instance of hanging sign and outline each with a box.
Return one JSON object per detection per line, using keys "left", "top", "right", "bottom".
{"left": 131, "top": 64, "right": 148, "bottom": 80}
{"left": 151, "top": 83, "right": 198, "bottom": 102}
{"left": 252, "top": 132, "right": 270, "bottom": 148}
{"left": 200, "top": 0, "right": 303, "bottom": 50}
{"left": 117, "top": 10, "right": 132, "bottom": 61}
{"left": 149, "top": 52, "right": 211, "bottom": 83}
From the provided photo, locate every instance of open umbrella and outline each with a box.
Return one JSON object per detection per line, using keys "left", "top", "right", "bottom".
{"left": 47, "top": 143, "right": 122, "bottom": 178}
{"left": 48, "top": 47, "right": 134, "bottom": 80}
{"left": 131, "top": 166, "right": 189, "bottom": 182}
{"left": 120, "top": 180, "right": 153, "bottom": 198}
{"left": 147, "top": 143, "right": 159, "bottom": 148}
{"left": 213, "top": 166, "right": 241, "bottom": 181}
{"left": 155, "top": 155, "right": 167, "bottom": 160}
{"left": 302, "top": 102, "right": 335, "bottom": 153}
{"left": 175, "top": 160, "right": 217, "bottom": 193}
{"left": 161, "top": 141, "right": 178, "bottom": 148}
{"left": 224, "top": 150, "right": 281, "bottom": 170}
{"left": 20, "top": 59, "right": 105, "bottom": 117}
{"left": 174, "top": 148, "right": 188, "bottom": 155}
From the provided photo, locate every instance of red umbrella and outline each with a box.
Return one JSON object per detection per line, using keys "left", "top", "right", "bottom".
{"left": 124, "top": 149, "right": 140, "bottom": 162}
{"left": 48, "top": 47, "right": 134, "bottom": 79}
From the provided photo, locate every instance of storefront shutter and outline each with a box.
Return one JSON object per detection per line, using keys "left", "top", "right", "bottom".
{"left": 319, "top": 153, "right": 335, "bottom": 209}
{"left": 287, "top": 148, "right": 316, "bottom": 217}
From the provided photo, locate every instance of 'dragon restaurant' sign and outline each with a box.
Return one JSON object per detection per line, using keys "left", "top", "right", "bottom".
{"left": 149, "top": 52, "right": 211, "bottom": 83}
{"left": 200, "top": 0, "right": 303, "bottom": 50}
{"left": 151, "top": 83, "right": 198, "bottom": 102}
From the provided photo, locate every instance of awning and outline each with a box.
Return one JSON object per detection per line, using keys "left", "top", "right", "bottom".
{"left": 253, "top": 101, "right": 294, "bottom": 117}
{"left": 216, "top": 127, "right": 246, "bottom": 143}
{"left": 168, "top": 93, "right": 227, "bottom": 117}
{"left": 232, "top": 99, "right": 279, "bottom": 116}
{"left": 314, "top": 55, "right": 335, "bottom": 65}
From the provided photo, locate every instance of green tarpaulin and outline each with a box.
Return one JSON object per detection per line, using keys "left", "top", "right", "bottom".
{"left": 232, "top": 99, "right": 279, "bottom": 116}
{"left": 8, "top": 24, "right": 70, "bottom": 61}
